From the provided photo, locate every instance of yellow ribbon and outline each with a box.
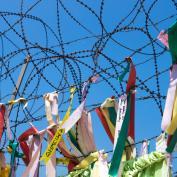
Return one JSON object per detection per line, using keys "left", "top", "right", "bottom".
{"left": 167, "top": 89, "right": 177, "bottom": 134}
{"left": 40, "top": 129, "right": 65, "bottom": 164}
{"left": 74, "top": 152, "right": 107, "bottom": 170}
{"left": 61, "top": 87, "right": 76, "bottom": 126}
{"left": 101, "top": 108, "right": 115, "bottom": 137}
{"left": 0, "top": 165, "right": 10, "bottom": 177}
{"left": 41, "top": 87, "right": 76, "bottom": 164}
{"left": 56, "top": 157, "right": 70, "bottom": 165}
{"left": 8, "top": 98, "right": 27, "bottom": 108}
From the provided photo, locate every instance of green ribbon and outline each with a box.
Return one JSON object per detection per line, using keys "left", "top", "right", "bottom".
{"left": 8, "top": 140, "right": 24, "bottom": 177}
{"left": 65, "top": 165, "right": 92, "bottom": 177}
{"left": 109, "top": 94, "right": 131, "bottom": 177}
{"left": 107, "top": 107, "right": 117, "bottom": 126}
{"left": 168, "top": 21, "right": 177, "bottom": 64}
{"left": 166, "top": 129, "right": 177, "bottom": 153}
{"left": 119, "top": 63, "right": 130, "bottom": 81}
{"left": 68, "top": 129, "right": 82, "bottom": 153}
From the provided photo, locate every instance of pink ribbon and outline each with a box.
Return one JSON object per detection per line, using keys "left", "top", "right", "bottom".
{"left": 157, "top": 30, "right": 169, "bottom": 49}
{"left": 4, "top": 106, "right": 13, "bottom": 140}
{"left": 77, "top": 110, "right": 96, "bottom": 155}
{"left": 22, "top": 132, "right": 45, "bottom": 177}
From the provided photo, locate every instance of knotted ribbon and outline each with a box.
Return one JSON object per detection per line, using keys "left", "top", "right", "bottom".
{"left": 7, "top": 140, "right": 24, "bottom": 177}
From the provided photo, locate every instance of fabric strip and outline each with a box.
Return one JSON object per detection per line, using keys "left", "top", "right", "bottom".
{"left": 91, "top": 152, "right": 109, "bottom": 177}
{"left": 100, "top": 108, "right": 115, "bottom": 140}
{"left": 67, "top": 133, "right": 83, "bottom": 157}
{"left": 61, "top": 100, "right": 85, "bottom": 133}
{"left": 109, "top": 94, "right": 131, "bottom": 177}
{"left": 40, "top": 129, "right": 64, "bottom": 163}
{"left": 61, "top": 87, "right": 76, "bottom": 126}
{"left": 0, "top": 104, "right": 5, "bottom": 141}
{"left": 95, "top": 107, "right": 114, "bottom": 143}
{"left": 74, "top": 152, "right": 99, "bottom": 170}
{"left": 114, "top": 94, "right": 127, "bottom": 150}
{"left": 126, "top": 59, "right": 136, "bottom": 140}
{"left": 18, "top": 127, "right": 38, "bottom": 165}
{"left": 162, "top": 64, "right": 177, "bottom": 131}
{"left": 22, "top": 133, "right": 45, "bottom": 177}
{"left": 166, "top": 129, "right": 177, "bottom": 153}
{"left": 157, "top": 30, "right": 169, "bottom": 48}
{"left": 29, "top": 135, "right": 41, "bottom": 177}
{"left": 168, "top": 21, "right": 177, "bottom": 64}
{"left": 77, "top": 110, "right": 96, "bottom": 155}
{"left": 46, "top": 134, "right": 56, "bottom": 177}
{"left": 166, "top": 89, "right": 177, "bottom": 134}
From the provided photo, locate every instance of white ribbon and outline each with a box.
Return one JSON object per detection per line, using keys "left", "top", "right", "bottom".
{"left": 114, "top": 94, "right": 127, "bottom": 150}
{"left": 156, "top": 133, "right": 167, "bottom": 153}
{"left": 44, "top": 92, "right": 59, "bottom": 125}
{"left": 4, "top": 106, "right": 13, "bottom": 140}
{"left": 48, "top": 92, "right": 58, "bottom": 116}
{"left": 61, "top": 100, "right": 86, "bottom": 133}
{"left": 140, "top": 140, "right": 149, "bottom": 156}
{"left": 91, "top": 151, "right": 109, "bottom": 177}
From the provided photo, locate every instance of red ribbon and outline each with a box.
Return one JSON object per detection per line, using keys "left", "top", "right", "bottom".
{"left": 95, "top": 107, "right": 114, "bottom": 143}
{"left": 18, "top": 127, "right": 38, "bottom": 165}
{"left": 0, "top": 104, "right": 5, "bottom": 141}
{"left": 126, "top": 58, "right": 136, "bottom": 141}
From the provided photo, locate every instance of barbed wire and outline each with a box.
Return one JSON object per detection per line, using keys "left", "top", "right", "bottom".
{"left": 0, "top": 0, "right": 177, "bottom": 175}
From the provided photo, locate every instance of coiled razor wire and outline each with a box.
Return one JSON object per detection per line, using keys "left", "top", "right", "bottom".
{"left": 0, "top": 0, "right": 177, "bottom": 175}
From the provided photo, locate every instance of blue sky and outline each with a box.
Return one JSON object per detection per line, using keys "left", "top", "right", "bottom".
{"left": 0, "top": 0, "right": 177, "bottom": 176}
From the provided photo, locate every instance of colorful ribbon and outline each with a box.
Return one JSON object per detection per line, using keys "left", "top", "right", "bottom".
{"left": 0, "top": 104, "right": 5, "bottom": 142}
{"left": 7, "top": 140, "right": 24, "bottom": 177}
{"left": 67, "top": 130, "right": 83, "bottom": 157}
{"left": 77, "top": 110, "right": 96, "bottom": 155}
{"left": 156, "top": 133, "right": 167, "bottom": 153}
{"left": 140, "top": 140, "right": 149, "bottom": 156}
{"left": 46, "top": 134, "right": 56, "bottom": 177}
{"left": 168, "top": 21, "right": 177, "bottom": 64}
{"left": 47, "top": 129, "right": 79, "bottom": 172}
{"left": 18, "top": 126, "right": 38, "bottom": 165}
{"left": 109, "top": 58, "right": 136, "bottom": 177}
{"left": 114, "top": 94, "right": 127, "bottom": 150}
{"left": 8, "top": 98, "right": 28, "bottom": 108}
{"left": 40, "top": 128, "right": 64, "bottom": 163}
{"left": 109, "top": 94, "right": 131, "bottom": 177}
{"left": 91, "top": 151, "right": 109, "bottom": 177}
{"left": 162, "top": 64, "right": 177, "bottom": 132}
{"left": 166, "top": 129, "right": 177, "bottom": 153}
{"left": 74, "top": 151, "right": 100, "bottom": 170}
{"left": 61, "top": 100, "right": 86, "bottom": 133}
{"left": 44, "top": 93, "right": 59, "bottom": 126}
{"left": 126, "top": 58, "right": 136, "bottom": 141}
{"left": 0, "top": 152, "right": 10, "bottom": 177}
{"left": 61, "top": 87, "right": 76, "bottom": 126}
{"left": 22, "top": 133, "right": 45, "bottom": 177}
{"left": 41, "top": 87, "right": 78, "bottom": 164}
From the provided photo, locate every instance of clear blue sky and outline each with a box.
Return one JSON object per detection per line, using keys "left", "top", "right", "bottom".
{"left": 0, "top": 0, "right": 177, "bottom": 176}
